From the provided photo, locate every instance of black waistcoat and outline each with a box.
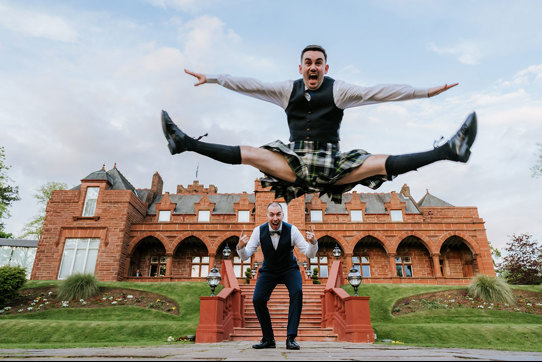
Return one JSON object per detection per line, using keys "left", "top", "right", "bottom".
{"left": 285, "top": 76, "right": 344, "bottom": 143}
{"left": 259, "top": 222, "right": 298, "bottom": 273}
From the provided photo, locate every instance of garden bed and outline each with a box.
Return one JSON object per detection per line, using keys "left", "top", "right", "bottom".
{"left": 0, "top": 287, "right": 179, "bottom": 316}
{"left": 392, "top": 289, "right": 542, "bottom": 316}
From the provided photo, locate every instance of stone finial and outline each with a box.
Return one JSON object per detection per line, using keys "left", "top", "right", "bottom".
{"left": 400, "top": 184, "right": 411, "bottom": 198}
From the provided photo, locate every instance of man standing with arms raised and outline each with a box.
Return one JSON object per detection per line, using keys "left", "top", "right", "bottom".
{"left": 237, "top": 202, "right": 318, "bottom": 350}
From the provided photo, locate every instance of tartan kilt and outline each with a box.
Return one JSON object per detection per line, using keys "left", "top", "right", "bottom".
{"left": 259, "top": 140, "right": 392, "bottom": 204}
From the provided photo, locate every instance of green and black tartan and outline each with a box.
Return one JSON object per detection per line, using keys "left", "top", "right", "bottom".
{"left": 259, "top": 140, "right": 392, "bottom": 204}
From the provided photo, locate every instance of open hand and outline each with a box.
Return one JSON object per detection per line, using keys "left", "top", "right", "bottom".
{"left": 428, "top": 83, "right": 458, "bottom": 97}
{"left": 184, "top": 69, "right": 207, "bottom": 86}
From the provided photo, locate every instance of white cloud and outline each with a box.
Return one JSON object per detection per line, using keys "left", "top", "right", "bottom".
{"left": 0, "top": 3, "right": 77, "bottom": 42}
{"left": 497, "top": 64, "right": 542, "bottom": 87}
{"left": 429, "top": 41, "right": 482, "bottom": 65}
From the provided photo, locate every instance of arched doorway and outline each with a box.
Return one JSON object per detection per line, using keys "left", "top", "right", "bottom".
{"left": 352, "top": 236, "right": 388, "bottom": 278}
{"left": 440, "top": 236, "right": 477, "bottom": 277}
{"left": 395, "top": 236, "right": 432, "bottom": 278}
{"left": 172, "top": 236, "right": 209, "bottom": 279}
{"left": 129, "top": 236, "right": 167, "bottom": 277}
{"left": 216, "top": 236, "right": 251, "bottom": 278}
{"left": 305, "top": 235, "right": 341, "bottom": 280}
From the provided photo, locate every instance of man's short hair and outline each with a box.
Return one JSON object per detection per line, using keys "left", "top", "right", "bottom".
{"left": 267, "top": 202, "right": 283, "bottom": 212}
{"left": 301, "top": 44, "right": 327, "bottom": 62}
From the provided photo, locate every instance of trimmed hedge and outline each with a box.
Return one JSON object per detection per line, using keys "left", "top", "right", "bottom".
{"left": 0, "top": 265, "right": 27, "bottom": 307}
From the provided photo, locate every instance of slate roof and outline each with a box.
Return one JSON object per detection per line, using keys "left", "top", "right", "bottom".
{"left": 148, "top": 194, "right": 257, "bottom": 215}
{"left": 418, "top": 192, "right": 454, "bottom": 207}
{"left": 306, "top": 193, "right": 421, "bottom": 214}
{"left": 72, "top": 167, "right": 139, "bottom": 197}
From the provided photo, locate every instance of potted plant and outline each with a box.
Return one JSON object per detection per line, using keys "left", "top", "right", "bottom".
{"left": 312, "top": 267, "right": 320, "bottom": 284}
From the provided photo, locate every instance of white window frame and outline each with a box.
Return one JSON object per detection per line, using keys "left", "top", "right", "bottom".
{"left": 198, "top": 210, "right": 210, "bottom": 222}
{"left": 238, "top": 210, "right": 250, "bottom": 223}
{"left": 58, "top": 238, "right": 100, "bottom": 279}
{"left": 82, "top": 187, "right": 100, "bottom": 217}
{"left": 310, "top": 210, "right": 323, "bottom": 222}
{"left": 158, "top": 210, "right": 171, "bottom": 222}
{"left": 390, "top": 210, "right": 403, "bottom": 222}
{"left": 191, "top": 256, "right": 210, "bottom": 277}
{"left": 350, "top": 210, "right": 363, "bottom": 222}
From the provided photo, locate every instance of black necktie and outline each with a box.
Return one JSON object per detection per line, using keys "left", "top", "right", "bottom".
{"left": 270, "top": 230, "right": 281, "bottom": 236}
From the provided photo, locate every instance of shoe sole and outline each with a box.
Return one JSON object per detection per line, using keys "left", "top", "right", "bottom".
{"left": 161, "top": 110, "right": 180, "bottom": 155}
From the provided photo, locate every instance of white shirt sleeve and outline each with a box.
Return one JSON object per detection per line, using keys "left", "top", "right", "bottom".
{"left": 207, "top": 74, "right": 293, "bottom": 109}
{"left": 291, "top": 225, "right": 318, "bottom": 259}
{"left": 236, "top": 226, "right": 260, "bottom": 261}
{"left": 333, "top": 79, "right": 429, "bottom": 110}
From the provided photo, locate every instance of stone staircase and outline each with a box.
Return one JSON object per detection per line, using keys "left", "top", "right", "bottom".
{"left": 229, "top": 284, "right": 339, "bottom": 342}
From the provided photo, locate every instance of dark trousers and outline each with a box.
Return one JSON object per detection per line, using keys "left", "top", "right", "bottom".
{"left": 252, "top": 267, "right": 303, "bottom": 341}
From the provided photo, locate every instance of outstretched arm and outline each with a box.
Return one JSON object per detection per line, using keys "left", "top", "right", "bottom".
{"left": 184, "top": 69, "right": 293, "bottom": 109}
{"left": 428, "top": 83, "right": 458, "bottom": 97}
{"left": 334, "top": 80, "right": 459, "bottom": 109}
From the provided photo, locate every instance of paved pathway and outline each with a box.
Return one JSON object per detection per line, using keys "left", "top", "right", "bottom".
{"left": 1, "top": 342, "right": 542, "bottom": 361}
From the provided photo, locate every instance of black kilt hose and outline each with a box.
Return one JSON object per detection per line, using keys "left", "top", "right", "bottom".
{"left": 259, "top": 140, "right": 392, "bottom": 204}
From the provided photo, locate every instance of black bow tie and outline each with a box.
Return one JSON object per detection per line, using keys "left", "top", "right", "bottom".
{"left": 270, "top": 230, "right": 281, "bottom": 236}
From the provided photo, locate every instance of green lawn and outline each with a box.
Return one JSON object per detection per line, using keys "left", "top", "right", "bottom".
{"left": 1, "top": 281, "right": 541, "bottom": 351}
{"left": 343, "top": 283, "right": 542, "bottom": 352}
{"left": 0, "top": 281, "right": 215, "bottom": 349}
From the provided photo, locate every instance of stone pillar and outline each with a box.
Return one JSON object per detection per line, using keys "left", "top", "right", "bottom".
{"left": 209, "top": 253, "right": 216, "bottom": 269}
{"left": 431, "top": 253, "right": 442, "bottom": 278}
{"left": 345, "top": 252, "right": 353, "bottom": 275}
{"left": 388, "top": 253, "right": 397, "bottom": 277}
{"left": 165, "top": 253, "right": 173, "bottom": 278}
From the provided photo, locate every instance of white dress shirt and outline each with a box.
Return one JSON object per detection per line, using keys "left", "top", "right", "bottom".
{"left": 237, "top": 223, "right": 318, "bottom": 261}
{"left": 206, "top": 74, "right": 428, "bottom": 110}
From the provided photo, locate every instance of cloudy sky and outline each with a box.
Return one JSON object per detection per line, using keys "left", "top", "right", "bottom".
{"left": 1, "top": 0, "right": 541, "bottom": 251}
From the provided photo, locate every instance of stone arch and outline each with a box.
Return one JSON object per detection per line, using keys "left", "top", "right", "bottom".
{"left": 349, "top": 232, "right": 392, "bottom": 254}
{"left": 394, "top": 234, "right": 434, "bottom": 278}
{"left": 438, "top": 234, "right": 479, "bottom": 278}
{"left": 212, "top": 233, "right": 242, "bottom": 255}
{"left": 128, "top": 235, "right": 168, "bottom": 277}
{"left": 127, "top": 233, "right": 169, "bottom": 256}
{"left": 172, "top": 232, "right": 213, "bottom": 255}
{"left": 172, "top": 236, "right": 210, "bottom": 279}
{"left": 316, "top": 232, "right": 348, "bottom": 251}
{"left": 436, "top": 231, "right": 480, "bottom": 255}
{"left": 392, "top": 232, "right": 435, "bottom": 254}
{"left": 351, "top": 235, "right": 390, "bottom": 278}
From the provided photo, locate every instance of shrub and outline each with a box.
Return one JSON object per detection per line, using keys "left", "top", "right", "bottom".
{"left": 312, "top": 267, "right": 320, "bottom": 284}
{"left": 467, "top": 274, "right": 515, "bottom": 305}
{"left": 244, "top": 267, "right": 252, "bottom": 284}
{"left": 0, "top": 265, "right": 27, "bottom": 307}
{"left": 57, "top": 273, "right": 100, "bottom": 301}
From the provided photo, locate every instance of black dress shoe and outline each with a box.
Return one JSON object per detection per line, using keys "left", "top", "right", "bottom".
{"left": 446, "top": 112, "right": 477, "bottom": 163}
{"left": 286, "top": 336, "right": 300, "bottom": 350}
{"left": 252, "top": 339, "right": 276, "bottom": 349}
{"left": 161, "top": 110, "right": 191, "bottom": 155}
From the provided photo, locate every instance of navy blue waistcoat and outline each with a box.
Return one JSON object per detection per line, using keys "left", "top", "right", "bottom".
{"left": 259, "top": 222, "right": 298, "bottom": 273}
{"left": 285, "top": 76, "right": 344, "bottom": 143}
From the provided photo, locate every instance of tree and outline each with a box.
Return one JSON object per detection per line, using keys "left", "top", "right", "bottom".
{"left": 20, "top": 181, "right": 68, "bottom": 239}
{"left": 532, "top": 142, "right": 542, "bottom": 178}
{"left": 498, "top": 233, "right": 542, "bottom": 285}
{"left": 488, "top": 241, "right": 502, "bottom": 268}
{"left": 0, "top": 146, "right": 20, "bottom": 238}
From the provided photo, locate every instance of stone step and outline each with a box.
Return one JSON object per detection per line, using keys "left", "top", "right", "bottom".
{"left": 230, "top": 327, "right": 338, "bottom": 342}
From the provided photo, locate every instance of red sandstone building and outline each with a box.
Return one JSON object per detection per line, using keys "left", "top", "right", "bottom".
{"left": 31, "top": 166, "right": 495, "bottom": 285}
